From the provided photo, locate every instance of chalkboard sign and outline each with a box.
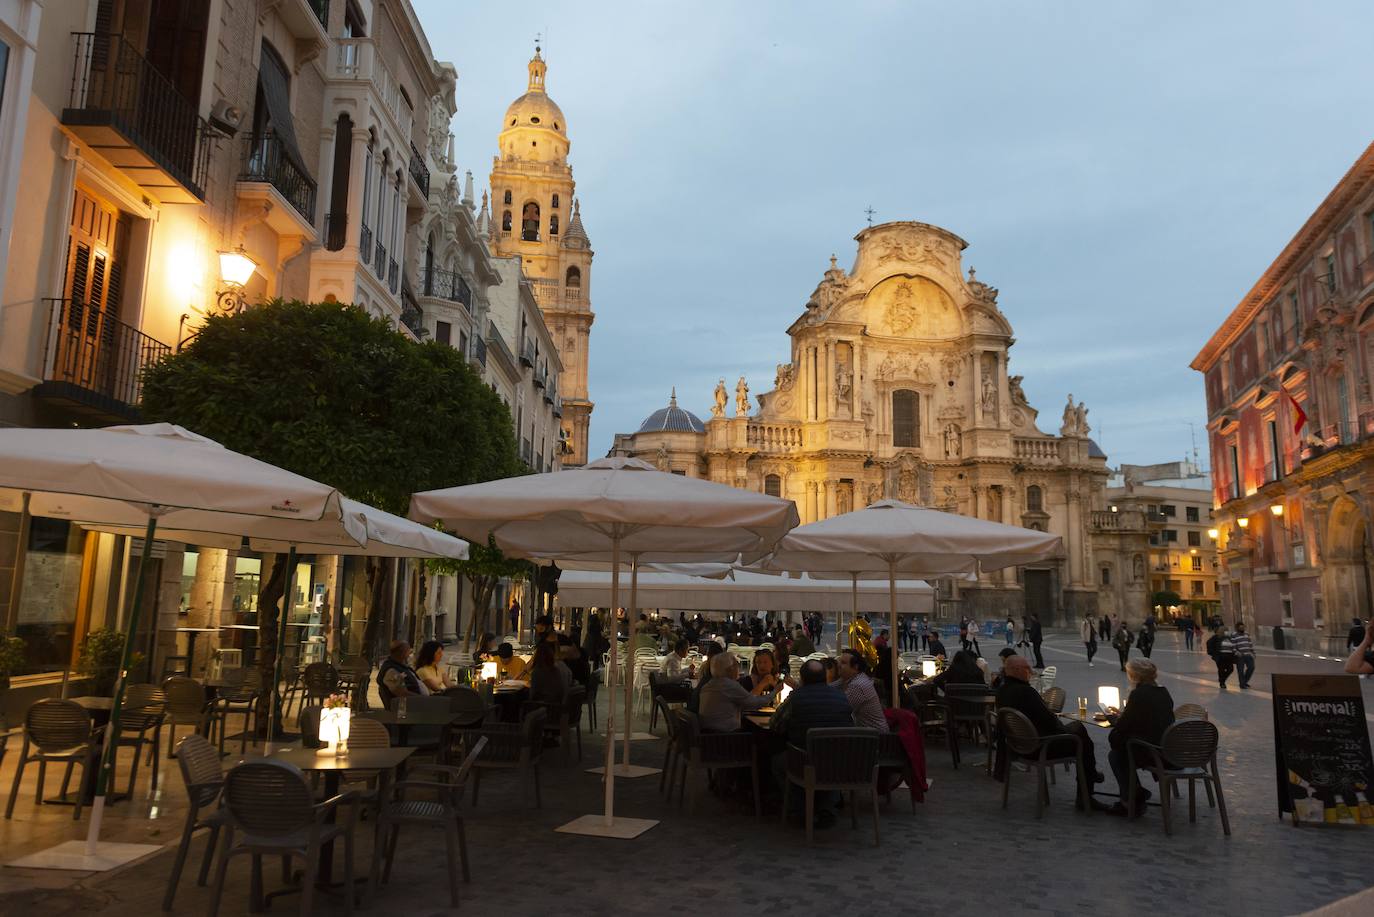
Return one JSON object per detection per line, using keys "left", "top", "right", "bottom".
{"left": 1272, "top": 674, "right": 1374, "bottom": 826}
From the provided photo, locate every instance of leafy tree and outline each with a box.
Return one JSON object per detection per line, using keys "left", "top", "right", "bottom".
{"left": 142, "top": 301, "right": 524, "bottom": 720}
{"left": 1151, "top": 590, "right": 1183, "bottom": 611}
{"left": 428, "top": 537, "right": 530, "bottom": 651}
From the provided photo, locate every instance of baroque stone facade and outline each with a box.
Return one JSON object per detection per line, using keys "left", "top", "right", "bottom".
{"left": 614, "top": 221, "right": 1147, "bottom": 624}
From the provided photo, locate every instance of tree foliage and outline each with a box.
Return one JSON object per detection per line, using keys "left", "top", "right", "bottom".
{"left": 1151, "top": 590, "right": 1183, "bottom": 609}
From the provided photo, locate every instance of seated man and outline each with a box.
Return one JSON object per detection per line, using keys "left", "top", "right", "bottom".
{"left": 995, "top": 655, "right": 1105, "bottom": 808}
{"left": 495, "top": 642, "right": 528, "bottom": 680}
{"left": 835, "top": 649, "right": 889, "bottom": 733}
{"left": 661, "top": 638, "right": 692, "bottom": 680}
{"left": 1107, "top": 658, "right": 1175, "bottom": 816}
{"left": 771, "top": 659, "right": 855, "bottom": 828}
{"left": 697, "top": 652, "right": 770, "bottom": 733}
{"left": 377, "top": 639, "right": 430, "bottom": 708}
{"left": 927, "top": 633, "right": 948, "bottom": 660}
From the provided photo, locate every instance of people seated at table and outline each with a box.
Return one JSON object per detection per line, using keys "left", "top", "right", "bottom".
{"left": 378, "top": 640, "right": 430, "bottom": 707}
{"left": 821, "top": 657, "right": 838, "bottom": 683}
{"left": 495, "top": 642, "right": 528, "bottom": 680}
{"left": 661, "top": 638, "right": 692, "bottom": 680}
{"left": 931, "top": 649, "right": 985, "bottom": 693}
{"left": 835, "top": 648, "right": 889, "bottom": 733}
{"left": 687, "top": 642, "right": 726, "bottom": 713}
{"left": 741, "top": 648, "right": 782, "bottom": 696}
{"left": 558, "top": 635, "right": 592, "bottom": 687}
{"left": 475, "top": 632, "right": 499, "bottom": 661}
{"left": 995, "top": 655, "right": 1105, "bottom": 807}
{"left": 414, "top": 640, "right": 456, "bottom": 694}
{"left": 771, "top": 659, "right": 855, "bottom": 830}
{"left": 528, "top": 642, "right": 572, "bottom": 705}
{"left": 1107, "top": 659, "right": 1175, "bottom": 816}
{"left": 534, "top": 615, "right": 560, "bottom": 646}
{"left": 698, "top": 652, "right": 771, "bottom": 732}
{"left": 927, "top": 633, "right": 948, "bottom": 659}
{"left": 790, "top": 625, "right": 815, "bottom": 658}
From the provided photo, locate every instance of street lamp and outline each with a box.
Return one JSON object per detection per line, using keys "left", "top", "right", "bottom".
{"left": 216, "top": 248, "right": 257, "bottom": 314}
{"left": 1207, "top": 528, "right": 1219, "bottom": 540}
{"left": 1236, "top": 516, "right": 1249, "bottom": 529}
{"left": 1270, "top": 503, "right": 1284, "bottom": 517}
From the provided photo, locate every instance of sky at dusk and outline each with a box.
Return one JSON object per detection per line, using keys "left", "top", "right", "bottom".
{"left": 414, "top": 0, "right": 1373, "bottom": 469}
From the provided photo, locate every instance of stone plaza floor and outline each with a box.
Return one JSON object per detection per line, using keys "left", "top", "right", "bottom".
{"left": 1, "top": 629, "right": 1371, "bottom": 916}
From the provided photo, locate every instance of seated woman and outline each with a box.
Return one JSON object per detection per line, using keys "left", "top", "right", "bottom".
{"left": 414, "top": 640, "right": 455, "bottom": 694}
{"left": 740, "top": 648, "right": 781, "bottom": 696}
{"left": 496, "top": 642, "right": 529, "bottom": 680}
{"left": 528, "top": 642, "right": 572, "bottom": 705}
{"left": 475, "top": 632, "right": 499, "bottom": 661}
{"left": 1107, "top": 658, "right": 1175, "bottom": 816}
{"left": 558, "top": 634, "right": 592, "bottom": 687}
{"left": 931, "top": 649, "right": 986, "bottom": 694}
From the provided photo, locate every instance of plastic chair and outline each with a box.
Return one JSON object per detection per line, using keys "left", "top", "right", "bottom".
{"left": 162, "top": 734, "right": 225, "bottom": 910}
{"left": 5, "top": 699, "right": 100, "bottom": 820}
{"left": 163, "top": 676, "right": 210, "bottom": 758}
{"left": 1128, "top": 718, "right": 1230, "bottom": 836}
{"left": 369, "top": 736, "right": 488, "bottom": 908}
{"left": 1040, "top": 686, "right": 1067, "bottom": 713}
{"left": 207, "top": 758, "right": 361, "bottom": 917}
{"left": 677, "top": 711, "right": 760, "bottom": 817}
{"left": 209, "top": 668, "right": 262, "bottom": 755}
{"left": 655, "top": 699, "right": 686, "bottom": 796}
{"left": 299, "top": 663, "right": 340, "bottom": 720}
{"left": 997, "top": 707, "right": 1089, "bottom": 819}
{"left": 526, "top": 685, "right": 585, "bottom": 764}
{"left": 1173, "top": 703, "right": 1209, "bottom": 720}
{"left": 781, "top": 727, "right": 881, "bottom": 845}
{"left": 943, "top": 683, "right": 995, "bottom": 767}
{"left": 112, "top": 683, "right": 166, "bottom": 796}
{"left": 468, "top": 707, "right": 546, "bottom": 808}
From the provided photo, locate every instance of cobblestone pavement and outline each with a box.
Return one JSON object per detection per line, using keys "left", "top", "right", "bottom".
{"left": 2, "top": 630, "right": 1372, "bottom": 917}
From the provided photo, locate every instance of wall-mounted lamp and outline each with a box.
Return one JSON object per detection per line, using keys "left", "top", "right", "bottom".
{"left": 1270, "top": 504, "right": 1284, "bottom": 517}
{"left": 1207, "top": 528, "right": 1220, "bottom": 540}
{"left": 1110, "top": 505, "right": 1118, "bottom": 513}
{"left": 1237, "top": 516, "right": 1249, "bottom": 529}
{"left": 216, "top": 248, "right": 258, "bottom": 314}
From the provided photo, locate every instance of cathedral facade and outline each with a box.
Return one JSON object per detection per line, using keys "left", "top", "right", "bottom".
{"left": 612, "top": 221, "right": 1149, "bottom": 624}
{"left": 484, "top": 48, "right": 595, "bottom": 465}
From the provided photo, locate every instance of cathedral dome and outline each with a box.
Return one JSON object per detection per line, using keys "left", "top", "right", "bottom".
{"left": 503, "top": 49, "right": 567, "bottom": 135}
{"left": 637, "top": 390, "right": 705, "bottom": 434}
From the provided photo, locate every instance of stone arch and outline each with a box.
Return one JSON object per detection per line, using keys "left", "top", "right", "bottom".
{"left": 1322, "top": 495, "right": 1372, "bottom": 627}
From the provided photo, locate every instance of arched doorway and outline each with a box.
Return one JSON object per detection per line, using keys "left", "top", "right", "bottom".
{"left": 1322, "top": 496, "right": 1372, "bottom": 636}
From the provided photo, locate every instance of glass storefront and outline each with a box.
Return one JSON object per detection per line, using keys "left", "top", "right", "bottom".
{"left": 13, "top": 518, "right": 86, "bottom": 676}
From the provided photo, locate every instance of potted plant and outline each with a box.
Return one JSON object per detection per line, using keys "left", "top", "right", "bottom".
{"left": 78, "top": 627, "right": 143, "bottom": 696}
{"left": 0, "top": 634, "right": 24, "bottom": 693}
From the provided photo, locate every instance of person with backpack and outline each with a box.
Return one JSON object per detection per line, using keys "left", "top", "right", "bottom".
{"left": 1081, "top": 614, "right": 1098, "bottom": 667}
{"left": 1111, "top": 622, "right": 1134, "bottom": 672}
{"left": 1206, "top": 626, "right": 1237, "bottom": 689}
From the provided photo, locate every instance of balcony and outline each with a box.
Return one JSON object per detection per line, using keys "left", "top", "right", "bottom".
{"left": 469, "top": 334, "right": 487, "bottom": 369}
{"left": 407, "top": 141, "right": 430, "bottom": 198}
{"left": 564, "top": 285, "right": 580, "bottom": 303}
{"left": 552, "top": 395, "right": 563, "bottom": 418}
{"left": 62, "top": 32, "right": 209, "bottom": 203}
{"left": 544, "top": 383, "right": 555, "bottom": 405}
{"left": 308, "top": 0, "right": 330, "bottom": 28}
{"left": 330, "top": 38, "right": 412, "bottom": 139}
{"left": 324, "top": 211, "right": 347, "bottom": 251}
{"left": 1013, "top": 436, "right": 1060, "bottom": 464}
{"left": 398, "top": 284, "right": 424, "bottom": 339}
{"left": 422, "top": 268, "right": 472, "bottom": 310}
{"left": 533, "top": 366, "right": 547, "bottom": 390}
{"left": 388, "top": 258, "right": 399, "bottom": 294}
{"left": 486, "top": 322, "right": 514, "bottom": 369}
{"left": 35, "top": 298, "right": 171, "bottom": 420}
{"left": 747, "top": 422, "right": 803, "bottom": 451}
{"left": 238, "top": 131, "right": 317, "bottom": 230}
{"left": 374, "top": 239, "right": 387, "bottom": 279}
{"left": 519, "top": 341, "right": 535, "bottom": 369}
{"left": 359, "top": 223, "right": 372, "bottom": 263}
{"left": 1089, "top": 509, "right": 1147, "bottom": 533}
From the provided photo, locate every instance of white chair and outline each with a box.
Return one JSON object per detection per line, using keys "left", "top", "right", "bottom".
{"left": 1033, "top": 665, "right": 1058, "bottom": 692}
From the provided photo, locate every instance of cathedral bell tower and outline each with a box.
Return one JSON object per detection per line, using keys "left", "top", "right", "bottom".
{"left": 489, "top": 45, "right": 595, "bottom": 465}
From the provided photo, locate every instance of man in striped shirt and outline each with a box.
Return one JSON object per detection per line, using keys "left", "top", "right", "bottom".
{"left": 1231, "top": 623, "right": 1256, "bottom": 689}
{"left": 834, "top": 649, "right": 889, "bottom": 732}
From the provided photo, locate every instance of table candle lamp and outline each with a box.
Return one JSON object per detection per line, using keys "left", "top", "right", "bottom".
{"left": 480, "top": 661, "right": 498, "bottom": 681}
{"left": 1097, "top": 685, "right": 1120, "bottom": 711}
{"left": 921, "top": 659, "right": 938, "bottom": 678}
{"left": 320, "top": 707, "right": 350, "bottom": 756}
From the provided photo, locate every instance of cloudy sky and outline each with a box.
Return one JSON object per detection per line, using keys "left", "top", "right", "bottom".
{"left": 415, "top": 0, "right": 1371, "bottom": 469}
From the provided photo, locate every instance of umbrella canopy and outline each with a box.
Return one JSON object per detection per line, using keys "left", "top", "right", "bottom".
{"left": 409, "top": 456, "right": 799, "bottom": 837}
{"left": 408, "top": 457, "right": 797, "bottom": 564}
{"left": 557, "top": 568, "right": 933, "bottom": 614}
{"left": 760, "top": 500, "right": 1063, "bottom": 706}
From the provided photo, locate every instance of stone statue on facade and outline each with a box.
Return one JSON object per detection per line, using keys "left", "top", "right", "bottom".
{"left": 981, "top": 370, "right": 998, "bottom": 415}
{"left": 774, "top": 363, "right": 795, "bottom": 392}
{"left": 712, "top": 379, "right": 728, "bottom": 418}
{"left": 1075, "top": 401, "right": 1090, "bottom": 436}
{"left": 1060, "top": 394, "right": 1078, "bottom": 436}
{"left": 835, "top": 361, "right": 852, "bottom": 405}
{"left": 735, "top": 376, "right": 751, "bottom": 416}
{"left": 898, "top": 467, "right": 918, "bottom": 503}
{"left": 1008, "top": 374, "right": 1027, "bottom": 405}
{"left": 655, "top": 441, "right": 668, "bottom": 472}
{"left": 944, "top": 423, "right": 961, "bottom": 458}
{"left": 837, "top": 485, "right": 852, "bottom": 515}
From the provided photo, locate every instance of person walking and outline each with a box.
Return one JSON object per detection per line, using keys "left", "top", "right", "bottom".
{"left": 1206, "top": 626, "right": 1236, "bottom": 689}
{"left": 1005, "top": 615, "right": 1015, "bottom": 647}
{"left": 1099, "top": 614, "right": 1111, "bottom": 643}
{"left": 959, "top": 617, "right": 971, "bottom": 653}
{"left": 1112, "top": 622, "right": 1134, "bottom": 672}
{"left": 967, "top": 621, "right": 982, "bottom": 658}
{"left": 1231, "top": 622, "right": 1256, "bottom": 689}
{"left": 1137, "top": 615, "right": 1155, "bottom": 659}
{"left": 1028, "top": 613, "right": 1045, "bottom": 669}
{"left": 1081, "top": 615, "right": 1098, "bottom": 667}
{"left": 918, "top": 616, "right": 930, "bottom": 652}
{"left": 1183, "top": 616, "right": 1195, "bottom": 651}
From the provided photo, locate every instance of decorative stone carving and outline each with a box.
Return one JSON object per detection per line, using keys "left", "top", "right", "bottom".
{"left": 735, "top": 377, "right": 751, "bottom": 416}
{"left": 1076, "top": 402, "right": 1090, "bottom": 436}
{"left": 980, "top": 363, "right": 998, "bottom": 415}
{"left": 712, "top": 379, "right": 728, "bottom": 418}
{"left": 898, "top": 466, "right": 918, "bottom": 503}
{"left": 941, "top": 354, "right": 962, "bottom": 382}
{"left": 967, "top": 266, "right": 999, "bottom": 304}
{"left": 837, "top": 483, "right": 852, "bottom": 515}
{"left": 775, "top": 363, "right": 795, "bottom": 392}
{"left": 1059, "top": 394, "right": 1090, "bottom": 436}
{"left": 1009, "top": 374, "right": 1028, "bottom": 405}
{"left": 867, "top": 483, "right": 882, "bottom": 505}
{"left": 835, "top": 357, "right": 852, "bottom": 406}
{"left": 943, "top": 423, "right": 962, "bottom": 458}
{"left": 655, "top": 442, "right": 668, "bottom": 472}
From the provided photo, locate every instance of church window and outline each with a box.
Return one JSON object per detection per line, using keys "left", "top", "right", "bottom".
{"left": 892, "top": 390, "right": 919, "bottom": 447}
{"left": 552, "top": 194, "right": 560, "bottom": 209}
{"left": 521, "top": 201, "right": 540, "bottom": 241}
{"left": 1100, "top": 565, "right": 1111, "bottom": 586}
{"left": 1026, "top": 485, "right": 1043, "bottom": 512}
{"left": 501, "top": 210, "right": 512, "bottom": 232}
{"left": 764, "top": 475, "right": 781, "bottom": 497}
{"left": 550, "top": 214, "right": 559, "bottom": 235}
{"left": 530, "top": 116, "right": 540, "bottom": 124}
{"left": 565, "top": 266, "right": 581, "bottom": 287}
{"left": 503, "top": 190, "right": 512, "bottom": 205}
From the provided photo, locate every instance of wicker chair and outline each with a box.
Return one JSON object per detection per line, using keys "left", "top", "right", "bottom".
{"left": 1128, "top": 718, "right": 1230, "bottom": 836}
{"left": 299, "top": 663, "right": 340, "bottom": 721}
{"left": 997, "top": 707, "right": 1089, "bottom": 819}
{"left": 468, "top": 707, "right": 546, "bottom": 807}
{"left": 208, "top": 668, "right": 262, "bottom": 755}
{"left": 163, "top": 676, "right": 210, "bottom": 758}
{"left": 943, "top": 683, "right": 995, "bottom": 767}
{"left": 676, "top": 710, "right": 760, "bottom": 817}
{"left": 370, "top": 737, "right": 488, "bottom": 908}
{"left": 1041, "top": 686, "right": 1067, "bottom": 713}
{"left": 781, "top": 727, "right": 881, "bottom": 845}
{"left": 5, "top": 699, "right": 100, "bottom": 820}
{"left": 113, "top": 683, "right": 166, "bottom": 796}
{"left": 1174, "top": 703, "right": 1209, "bottom": 720}
{"left": 655, "top": 699, "right": 686, "bottom": 796}
{"left": 207, "top": 758, "right": 361, "bottom": 917}
{"left": 162, "top": 734, "right": 225, "bottom": 910}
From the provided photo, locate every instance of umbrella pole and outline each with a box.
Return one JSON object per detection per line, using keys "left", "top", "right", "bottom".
{"left": 888, "top": 560, "right": 899, "bottom": 709}
{"left": 265, "top": 546, "right": 297, "bottom": 754}
{"left": 624, "top": 553, "right": 639, "bottom": 767}
{"left": 604, "top": 535, "right": 620, "bottom": 824}
{"left": 85, "top": 514, "right": 158, "bottom": 855}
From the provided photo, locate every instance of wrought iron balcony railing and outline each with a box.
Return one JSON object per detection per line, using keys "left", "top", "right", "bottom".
{"left": 422, "top": 267, "right": 472, "bottom": 310}
{"left": 359, "top": 223, "right": 373, "bottom": 263}
{"left": 38, "top": 298, "right": 171, "bottom": 418}
{"left": 408, "top": 141, "right": 430, "bottom": 198}
{"left": 240, "top": 131, "right": 317, "bottom": 223}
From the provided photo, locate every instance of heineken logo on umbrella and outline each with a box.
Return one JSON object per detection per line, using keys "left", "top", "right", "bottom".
{"left": 272, "top": 499, "right": 302, "bottom": 513}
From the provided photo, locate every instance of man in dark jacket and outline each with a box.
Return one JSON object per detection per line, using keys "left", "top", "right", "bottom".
{"left": 1028, "top": 614, "right": 1045, "bottom": 668}
{"left": 772, "top": 659, "right": 855, "bottom": 827}
{"left": 1205, "top": 627, "right": 1236, "bottom": 688}
{"left": 995, "top": 655, "right": 1104, "bottom": 806}
{"left": 1107, "top": 659, "right": 1175, "bottom": 815}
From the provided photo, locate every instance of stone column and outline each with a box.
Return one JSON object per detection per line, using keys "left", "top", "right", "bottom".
{"left": 825, "top": 480, "right": 837, "bottom": 519}
{"left": 805, "top": 481, "right": 818, "bottom": 524}
{"left": 821, "top": 342, "right": 833, "bottom": 422}
{"left": 347, "top": 127, "right": 371, "bottom": 252}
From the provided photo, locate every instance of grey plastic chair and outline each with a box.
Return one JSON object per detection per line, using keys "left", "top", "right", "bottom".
{"left": 468, "top": 707, "right": 546, "bottom": 808}
{"left": 113, "top": 683, "right": 166, "bottom": 796}
{"left": 162, "top": 733, "right": 225, "bottom": 910}
{"left": 781, "top": 727, "right": 881, "bottom": 845}
{"left": 207, "top": 758, "right": 361, "bottom": 917}
{"left": 1040, "top": 686, "right": 1067, "bottom": 713}
{"left": 677, "top": 710, "right": 760, "bottom": 817}
{"left": 209, "top": 668, "right": 262, "bottom": 755}
{"left": 298, "top": 663, "right": 340, "bottom": 723}
{"left": 370, "top": 736, "right": 488, "bottom": 907}
{"left": 163, "top": 676, "right": 210, "bottom": 758}
{"left": 1128, "top": 718, "right": 1230, "bottom": 836}
{"left": 997, "top": 707, "right": 1089, "bottom": 819}
{"left": 5, "top": 698, "right": 100, "bottom": 820}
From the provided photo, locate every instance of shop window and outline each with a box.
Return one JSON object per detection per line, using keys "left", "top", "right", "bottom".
{"left": 10, "top": 519, "right": 86, "bottom": 676}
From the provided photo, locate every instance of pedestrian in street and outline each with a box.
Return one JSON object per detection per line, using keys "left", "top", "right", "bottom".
{"left": 967, "top": 621, "right": 982, "bottom": 658}
{"left": 1081, "top": 614, "right": 1098, "bottom": 667}
{"left": 1099, "top": 614, "right": 1111, "bottom": 643}
{"left": 1112, "top": 622, "right": 1134, "bottom": 671}
{"left": 1005, "top": 615, "right": 1015, "bottom": 646}
{"left": 918, "top": 616, "right": 929, "bottom": 652}
{"left": 959, "top": 617, "right": 970, "bottom": 653}
{"left": 508, "top": 597, "right": 521, "bottom": 637}
{"left": 1017, "top": 615, "right": 1029, "bottom": 649}
{"left": 1231, "top": 622, "right": 1256, "bottom": 689}
{"left": 1183, "top": 616, "right": 1195, "bottom": 651}
{"left": 1137, "top": 620, "right": 1155, "bottom": 659}
{"left": 1206, "top": 626, "right": 1236, "bottom": 689}
{"left": 1028, "top": 613, "right": 1044, "bottom": 669}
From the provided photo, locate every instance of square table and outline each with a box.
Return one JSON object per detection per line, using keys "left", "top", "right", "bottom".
{"left": 360, "top": 708, "right": 464, "bottom": 747}
{"left": 1057, "top": 710, "right": 1114, "bottom": 729}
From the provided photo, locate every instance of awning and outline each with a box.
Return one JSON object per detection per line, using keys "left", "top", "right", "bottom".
{"left": 555, "top": 568, "right": 933, "bottom": 614}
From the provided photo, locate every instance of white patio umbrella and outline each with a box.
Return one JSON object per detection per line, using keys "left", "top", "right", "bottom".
{"left": 409, "top": 456, "right": 798, "bottom": 838}
{"left": 759, "top": 500, "right": 1063, "bottom": 706}
{"left": 0, "top": 424, "right": 464, "bottom": 871}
